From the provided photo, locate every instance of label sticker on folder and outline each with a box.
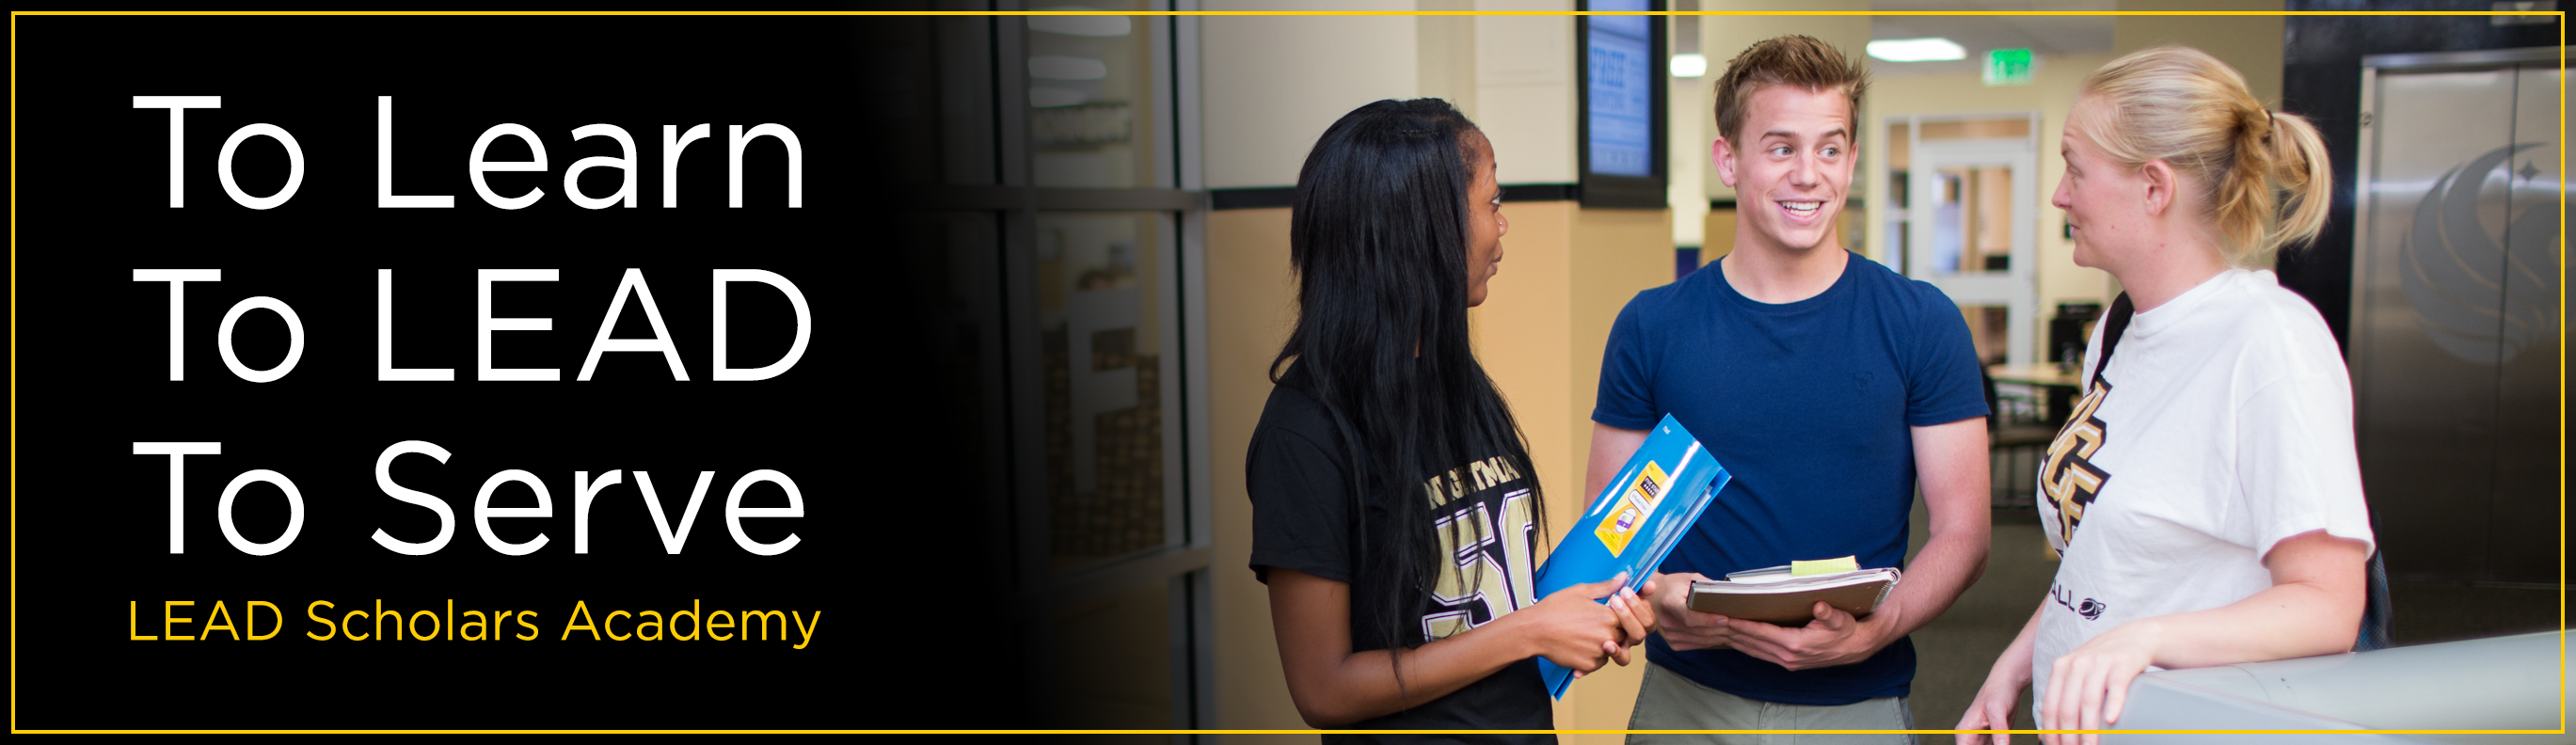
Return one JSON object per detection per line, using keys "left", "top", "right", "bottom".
{"left": 1593, "top": 461, "right": 1669, "bottom": 556}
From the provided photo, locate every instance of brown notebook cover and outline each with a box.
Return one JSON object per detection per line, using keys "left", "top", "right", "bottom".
{"left": 1686, "top": 570, "right": 1899, "bottom": 626}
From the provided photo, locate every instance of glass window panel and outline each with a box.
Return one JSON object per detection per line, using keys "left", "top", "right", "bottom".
{"left": 1038, "top": 212, "right": 1174, "bottom": 569}
{"left": 1930, "top": 165, "right": 2012, "bottom": 275}
{"left": 1026, "top": 1, "right": 1160, "bottom": 188}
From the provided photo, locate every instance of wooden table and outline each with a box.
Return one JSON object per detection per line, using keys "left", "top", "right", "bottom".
{"left": 1987, "top": 364, "right": 2082, "bottom": 428}
{"left": 1986, "top": 364, "right": 2082, "bottom": 388}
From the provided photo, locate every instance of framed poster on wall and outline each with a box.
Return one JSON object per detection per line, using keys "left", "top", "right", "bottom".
{"left": 1578, "top": 0, "right": 1668, "bottom": 208}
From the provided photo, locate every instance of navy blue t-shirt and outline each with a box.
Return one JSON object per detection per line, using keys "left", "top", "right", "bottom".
{"left": 1593, "top": 252, "right": 1986, "bottom": 705}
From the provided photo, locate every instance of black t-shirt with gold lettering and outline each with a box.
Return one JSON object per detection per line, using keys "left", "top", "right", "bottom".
{"left": 1247, "top": 367, "right": 1550, "bottom": 744}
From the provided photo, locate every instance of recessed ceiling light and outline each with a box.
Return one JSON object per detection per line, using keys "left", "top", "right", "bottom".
{"left": 1867, "top": 38, "right": 1968, "bottom": 62}
{"left": 1670, "top": 54, "right": 1708, "bottom": 78}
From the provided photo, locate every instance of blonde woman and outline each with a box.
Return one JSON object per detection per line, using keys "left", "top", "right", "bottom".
{"left": 1955, "top": 46, "right": 2375, "bottom": 745}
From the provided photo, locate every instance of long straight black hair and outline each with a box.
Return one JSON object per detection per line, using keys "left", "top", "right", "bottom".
{"left": 1271, "top": 99, "right": 1545, "bottom": 674}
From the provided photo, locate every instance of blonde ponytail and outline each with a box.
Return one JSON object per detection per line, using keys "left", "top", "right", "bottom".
{"left": 2264, "top": 111, "right": 2331, "bottom": 255}
{"left": 2075, "top": 46, "right": 2336, "bottom": 266}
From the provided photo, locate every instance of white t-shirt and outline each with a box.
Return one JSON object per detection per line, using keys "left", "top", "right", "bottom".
{"left": 2029, "top": 269, "right": 2375, "bottom": 701}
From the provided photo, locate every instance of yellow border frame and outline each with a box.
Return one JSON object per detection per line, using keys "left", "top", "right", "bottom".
{"left": 8, "top": 6, "right": 2566, "bottom": 737}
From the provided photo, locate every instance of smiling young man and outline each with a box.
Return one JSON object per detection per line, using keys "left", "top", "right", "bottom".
{"left": 1587, "top": 36, "right": 1993, "bottom": 742}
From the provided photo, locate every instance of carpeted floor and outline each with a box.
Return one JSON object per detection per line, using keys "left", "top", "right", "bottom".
{"left": 1902, "top": 501, "right": 2054, "bottom": 743}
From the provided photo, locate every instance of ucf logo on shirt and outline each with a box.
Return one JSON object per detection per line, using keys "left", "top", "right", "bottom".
{"left": 2042, "top": 379, "right": 2116, "bottom": 543}
{"left": 1421, "top": 456, "right": 1537, "bottom": 641}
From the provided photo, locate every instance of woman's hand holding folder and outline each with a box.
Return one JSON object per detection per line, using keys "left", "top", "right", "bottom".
{"left": 1557, "top": 575, "right": 1662, "bottom": 679}
{"left": 1517, "top": 573, "right": 1662, "bottom": 678}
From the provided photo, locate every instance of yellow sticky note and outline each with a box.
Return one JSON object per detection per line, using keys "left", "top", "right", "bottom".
{"left": 1790, "top": 556, "right": 1859, "bottom": 577}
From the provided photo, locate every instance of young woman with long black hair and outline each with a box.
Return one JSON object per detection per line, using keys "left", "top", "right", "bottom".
{"left": 1246, "top": 99, "right": 1657, "bottom": 740}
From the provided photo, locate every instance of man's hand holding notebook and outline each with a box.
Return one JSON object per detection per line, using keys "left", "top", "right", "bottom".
{"left": 1685, "top": 556, "right": 1900, "bottom": 626}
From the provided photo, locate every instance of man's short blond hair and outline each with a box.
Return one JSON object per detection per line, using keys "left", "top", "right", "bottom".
{"left": 1712, "top": 35, "right": 1869, "bottom": 144}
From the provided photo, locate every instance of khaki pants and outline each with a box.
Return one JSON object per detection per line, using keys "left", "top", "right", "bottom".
{"left": 1626, "top": 661, "right": 1914, "bottom": 745}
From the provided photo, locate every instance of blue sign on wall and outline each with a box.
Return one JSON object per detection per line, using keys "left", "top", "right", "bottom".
{"left": 1587, "top": 0, "right": 1654, "bottom": 177}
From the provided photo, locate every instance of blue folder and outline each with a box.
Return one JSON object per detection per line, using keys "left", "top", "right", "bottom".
{"left": 1529, "top": 414, "right": 1731, "bottom": 699}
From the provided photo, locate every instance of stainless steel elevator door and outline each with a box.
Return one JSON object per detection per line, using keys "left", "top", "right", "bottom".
{"left": 2353, "top": 50, "right": 2563, "bottom": 585}
{"left": 2489, "top": 61, "right": 2561, "bottom": 584}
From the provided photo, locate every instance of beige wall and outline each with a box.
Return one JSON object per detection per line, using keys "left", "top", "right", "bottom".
{"left": 1474, "top": 0, "right": 1581, "bottom": 183}
{"left": 1201, "top": 0, "right": 1583, "bottom": 191}
{"left": 2111, "top": 0, "right": 2288, "bottom": 273}
{"left": 2113, "top": 0, "right": 2285, "bottom": 106}
{"left": 1201, "top": 1, "right": 1421, "bottom": 190}
{"left": 1700, "top": 208, "right": 1736, "bottom": 262}
{"left": 1671, "top": 56, "right": 1709, "bottom": 248}
{"left": 1204, "top": 208, "right": 1311, "bottom": 740}
{"left": 1471, "top": 203, "right": 1676, "bottom": 578}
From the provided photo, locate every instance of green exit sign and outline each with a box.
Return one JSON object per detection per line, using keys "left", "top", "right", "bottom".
{"left": 1984, "top": 48, "right": 2033, "bottom": 86}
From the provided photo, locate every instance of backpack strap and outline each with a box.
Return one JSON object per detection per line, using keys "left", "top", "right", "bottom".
{"left": 2091, "top": 293, "right": 2137, "bottom": 389}
{"left": 2355, "top": 548, "right": 2394, "bottom": 651}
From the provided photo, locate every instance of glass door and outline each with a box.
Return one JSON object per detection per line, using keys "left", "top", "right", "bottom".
{"left": 1905, "top": 128, "right": 2039, "bottom": 368}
